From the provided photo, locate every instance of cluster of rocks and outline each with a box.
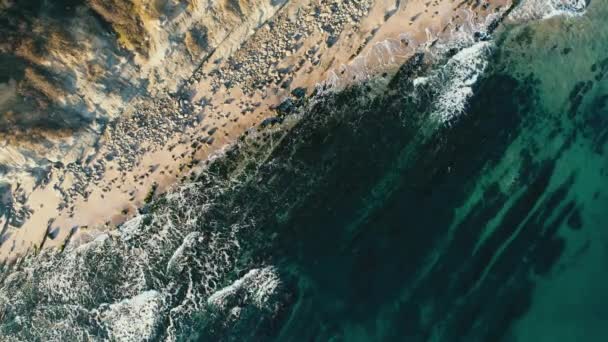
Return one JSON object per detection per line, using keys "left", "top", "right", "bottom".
{"left": 100, "top": 0, "right": 376, "bottom": 178}
{"left": 1, "top": 185, "right": 31, "bottom": 230}
{"left": 199, "top": 0, "right": 374, "bottom": 95}
{"left": 39, "top": 93, "right": 201, "bottom": 215}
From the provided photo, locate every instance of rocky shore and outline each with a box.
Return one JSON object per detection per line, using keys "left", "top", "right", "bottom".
{"left": 1, "top": 0, "right": 515, "bottom": 261}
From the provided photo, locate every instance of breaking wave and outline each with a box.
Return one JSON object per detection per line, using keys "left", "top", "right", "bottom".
{"left": 414, "top": 41, "right": 492, "bottom": 123}
{"left": 509, "top": 0, "right": 588, "bottom": 21}
{"left": 0, "top": 148, "right": 289, "bottom": 341}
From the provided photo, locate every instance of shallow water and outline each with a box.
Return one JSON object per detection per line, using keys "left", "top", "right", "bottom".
{"left": 0, "top": 0, "right": 607, "bottom": 341}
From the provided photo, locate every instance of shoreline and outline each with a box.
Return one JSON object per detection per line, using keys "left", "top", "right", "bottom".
{"left": 0, "top": 0, "right": 512, "bottom": 262}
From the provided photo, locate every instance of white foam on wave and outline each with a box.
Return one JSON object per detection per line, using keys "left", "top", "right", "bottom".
{"left": 207, "top": 266, "right": 281, "bottom": 310}
{"left": 416, "top": 41, "right": 493, "bottom": 124}
{"left": 418, "top": 0, "right": 589, "bottom": 124}
{"left": 0, "top": 164, "right": 271, "bottom": 341}
{"left": 509, "top": 0, "right": 588, "bottom": 21}
{"left": 100, "top": 290, "right": 166, "bottom": 341}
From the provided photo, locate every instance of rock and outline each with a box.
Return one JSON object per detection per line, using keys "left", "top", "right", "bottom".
{"left": 326, "top": 35, "right": 339, "bottom": 47}
{"left": 290, "top": 87, "right": 306, "bottom": 98}
{"left": 47, "top": 227, "right": 60, "bottom": 240}
{"left": 260, "top": 117, "right": 283, "bottom": 128}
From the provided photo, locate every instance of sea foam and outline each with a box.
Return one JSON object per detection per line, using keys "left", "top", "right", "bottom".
{"left": 509, "top": 0, "right": 588, "bottom": 21}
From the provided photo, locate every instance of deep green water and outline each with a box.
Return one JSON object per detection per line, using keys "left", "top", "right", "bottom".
{"left": 1, "top": 1, "right": 607, "bottom": 341}
{"left": 242, "top": 4, "right": 608, "bottom": 340}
